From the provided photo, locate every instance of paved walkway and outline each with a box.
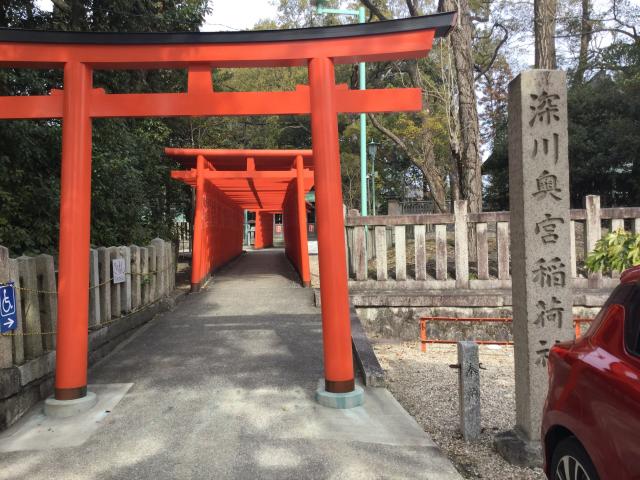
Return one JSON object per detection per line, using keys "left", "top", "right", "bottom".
{"left": 0, "top": 249, "right": 461, "bottom": 479}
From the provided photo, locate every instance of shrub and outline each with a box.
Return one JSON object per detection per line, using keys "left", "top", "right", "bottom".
{"left": 585, "top": 229, "right": 640, "bottom": 273}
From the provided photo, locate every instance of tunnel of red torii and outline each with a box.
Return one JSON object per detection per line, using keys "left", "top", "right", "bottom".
{"left": 0, "top": 12, "right": 455, "bottom": 404}
{"left": 167, "top": 148, "right": 315, "bottom": 290}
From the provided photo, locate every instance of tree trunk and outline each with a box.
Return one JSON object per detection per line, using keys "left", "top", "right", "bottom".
{"left": 575, "top": 0, "right": 592, "bottom": 83}
{"left": 439, "top": 0, "right": 482, "bottom": 216}
{"left": 534, "top": 0, "right": 558, "bottom": 69}
{"left": 418, "top": 129, "right": 447, "bottom": 213}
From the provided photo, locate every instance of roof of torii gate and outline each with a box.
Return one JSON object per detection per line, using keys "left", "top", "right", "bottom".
{"left": 168, "top": 148, "right": 314, "bottom": 212}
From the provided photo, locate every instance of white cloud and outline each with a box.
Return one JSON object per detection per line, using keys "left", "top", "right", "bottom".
{"left": 202, "top": 1, "right": 279, "bottom": 32}
{"left": 35, "top": 0, "right": 53, "bottom": 12}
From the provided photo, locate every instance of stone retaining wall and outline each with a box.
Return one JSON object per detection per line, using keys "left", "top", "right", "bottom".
{"left": 316, "top": 288, "right": 611, "bottom": 343}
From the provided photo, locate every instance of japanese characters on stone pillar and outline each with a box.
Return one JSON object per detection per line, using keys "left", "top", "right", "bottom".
{"left": 497, "top": 70, "right": 574, "bottom": 465}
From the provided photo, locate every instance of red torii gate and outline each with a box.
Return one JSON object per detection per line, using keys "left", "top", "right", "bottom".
{"left": 167, "top": 149, "right": 314, "bottom": 289}
{"left": 0, "top": 12, "right": 455, "bottom": 409}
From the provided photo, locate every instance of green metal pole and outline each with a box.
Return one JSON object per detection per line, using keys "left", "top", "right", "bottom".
{"left": 358, "top": 6, "right": 368, "bottom": 217}
{"left": 315, "top": 5, "right": 367, "bottom": 217}
{"left": 371, "top": 153, "right": 376, "bottom": 215}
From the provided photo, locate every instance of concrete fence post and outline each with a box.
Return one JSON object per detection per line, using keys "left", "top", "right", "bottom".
{"left": 353, "top": 226, "right": 367, "bottom": 281}
{"left": 17, "top": 256, "right": 43, "bottom": 360}
{"left": 108, "top": 246, "right": 121, "bottom": 318}
{"left": 119, "top": 246, "right": 132, "bottom": 313}
{"left": 147, "top": 244, "right": 157, "bottom": 301}
{"left": 584, "top": 195, "right": 602, "bottom": 288}
{"left": 88, "top": 249, "right": 100, "bottom": 328}
{"left": 610, "top": 218, "right": 625, "bottom": 279}
{"left": 476, "top": 223, "right": 489, "bottom": 280}
{"left": 375, "top": 226, "right": 388, "bottom": 281}
{"left": 8, "top": 258, "right": 24, "bottom": 365}
{"left": 394, "top": 225, "right": 406, "bottom": 281}
{"left": 164, "top": 241, "right": 172, "bottom": 293}
{"left": 454, "top": 200, "right": 469, "bottom": 288}
{"left": 497, "top": 222, "right": 510, "bottom": 280}
{"left": 97, "top": 247, "right": 111, "bottom": 323}
{"left": 569, "top": 221, "right": 577, "bottom": 278}
{"left": 414, "top": 225, "right": 427, "bottom": 281}
{"left": 35, "top": 254, "right": 58, "bottom": 349}
{"left": 0, "top": 247, "right": 22, "bottom": 367}
{"left": 130, "top": 245, "right": 141, "bottom": 310}
{"left": 151, "top": 238, "right": 166, "bottom": 298}
{"left": 140, "top": 247, "right": 149, "bottom": 305}
{"left": 435, "top": 224, "right": 447, "bottom": 280}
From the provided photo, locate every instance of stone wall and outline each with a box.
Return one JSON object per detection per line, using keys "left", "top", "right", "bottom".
{"left": 315, "top": 289, "right": 609, "bottom": 343}
{"left": 0, "top": 239, "right": 176, "bottom": 431}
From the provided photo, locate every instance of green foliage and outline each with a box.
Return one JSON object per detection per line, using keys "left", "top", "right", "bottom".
{"left": 585, "top": 229, "right": 640, "bottom": 274}
{"left": 485, "top": 41, "right": 640, "bottom": 210}
{"left": 0, "top": 0, "right": 208, "bottom": 255}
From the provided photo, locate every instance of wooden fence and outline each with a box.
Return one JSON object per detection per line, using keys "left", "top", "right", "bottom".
{"left": 0, "top": 238, "right": 175, "bottom": 369}
{"left": 345, "top": 195, "right": 640, "bottom": 290}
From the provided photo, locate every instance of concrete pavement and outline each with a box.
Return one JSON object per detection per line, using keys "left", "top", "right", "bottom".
{"left": 0, "top": 249, "right": 461, "bottom": 479}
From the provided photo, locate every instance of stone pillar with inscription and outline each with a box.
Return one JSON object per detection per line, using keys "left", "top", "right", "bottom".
{"left": 495, "top": 70, "right": 574, "bottom": 467}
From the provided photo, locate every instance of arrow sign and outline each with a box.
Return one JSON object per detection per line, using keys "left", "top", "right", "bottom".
{"left": 0, "top": 283, "right": 18, "bottom": 333}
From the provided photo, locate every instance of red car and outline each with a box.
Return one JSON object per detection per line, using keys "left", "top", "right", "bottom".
{"left": 542, "top": 264, "right": 640, "bottom": 480}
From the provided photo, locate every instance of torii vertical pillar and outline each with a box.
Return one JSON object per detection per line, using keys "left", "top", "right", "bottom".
{"left": 309, "top": 57, "right": 363, "bottom": 408}
{"left": 45, "top": 61, "right": 98, "bottom": 415}
{"left": 295, "top": 155, "right": 311, "bottom": 287}
{"left": 254, "top": 212, "right": 273, "bottom": 249}
{"left": 190, "top": 155, "right": 206, "bottom": 292}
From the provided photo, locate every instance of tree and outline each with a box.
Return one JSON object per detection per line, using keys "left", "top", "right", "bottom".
{"left": 534, "top": 0, "right": 558, "bottom": 68}
{"left": 0, "top": 0, "right": 209, "bottom": 254}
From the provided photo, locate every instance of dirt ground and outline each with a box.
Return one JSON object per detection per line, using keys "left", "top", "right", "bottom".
{"left": 373, "top": 341, "right": 547, "bottom": 480}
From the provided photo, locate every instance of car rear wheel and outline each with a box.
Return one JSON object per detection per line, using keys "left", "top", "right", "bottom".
{"left": 551, "top": 437, "right": 600, "bottom": 480}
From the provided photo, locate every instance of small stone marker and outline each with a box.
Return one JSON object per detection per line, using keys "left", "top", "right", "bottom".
{"left": 495, "top": 70, "right": 574, "bottom": 467}
{"left": 457, "top": 341, "right": 481, "bottom": 442}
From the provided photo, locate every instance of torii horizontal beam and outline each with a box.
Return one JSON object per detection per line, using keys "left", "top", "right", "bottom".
{"left": 171, "top": 170, "right": 313, "bottom": 181}
{"left": 0, "top": 85, "right": 420, "bottom": 119}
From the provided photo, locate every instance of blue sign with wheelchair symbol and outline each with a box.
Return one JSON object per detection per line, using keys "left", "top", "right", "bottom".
{"left": 0, "top": 283, "right": 17, "bottom": 333}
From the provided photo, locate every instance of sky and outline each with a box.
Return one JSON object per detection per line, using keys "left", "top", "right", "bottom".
{"left": 35, "top": 0, "right": 279, "bottom": 31}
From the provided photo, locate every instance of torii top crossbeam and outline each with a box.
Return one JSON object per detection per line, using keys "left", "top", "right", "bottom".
{"left": 167, "top": 148, "right": 314, "bottom": 212}
{"left": 0, "top": 12, "right": 455, "bottom": 403}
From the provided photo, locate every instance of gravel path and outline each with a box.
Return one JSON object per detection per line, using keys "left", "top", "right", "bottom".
{"left": 373, "top": 341, "right": 546, "bottom": 480}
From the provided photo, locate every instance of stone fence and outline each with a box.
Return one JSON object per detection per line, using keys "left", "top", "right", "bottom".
{"left": 0, "top": 238, "right": 176, "bottom": 430}
{"left": 345, "top": 195, "right": 640, "bottom": 291}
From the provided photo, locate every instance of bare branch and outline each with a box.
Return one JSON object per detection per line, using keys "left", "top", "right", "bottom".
{"left": 368, "top": 113, "right": 411, "bottom": 156}
{"left": 51, "top": 0, "right": 71, "bottom": 11}
{"left": 405, "top": 0, "right": 419, "bottom": 17}
{"left": 474, "top": 23, "right": 509, "bottom": 80}
{"left": 359, "top": 0, "right": 388, "bottom": 21}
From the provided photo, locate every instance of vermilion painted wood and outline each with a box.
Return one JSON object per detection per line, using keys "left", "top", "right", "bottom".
{"left": 309, "top": 57, "right": 355, "bottom": 393}
{"left": 190, "top": 155, "right": 206, "bottom": 289}
{"left": 254, "top": 212, "right": 274, "bottom": 250}
{"left": 0, "top": 86, "right": 422, "bottom": 119}
{"left": 55, "top": 62, "right": 93, "bottom": 400}
{"left": 170, "top": 149, "right": 315, "bottom": 286}
{"left": 295, "top": 155, "right": 311, "bottom": 287}
{"left": 0, "top": 29, "right": 435, "bottom": 68}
